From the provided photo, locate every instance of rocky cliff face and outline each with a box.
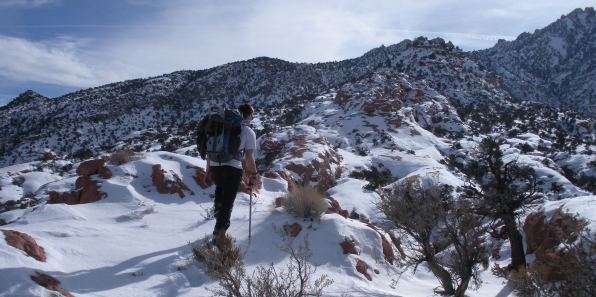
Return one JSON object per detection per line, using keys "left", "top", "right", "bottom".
{"left": 471, "top": 7, "right": 596, "bottom": 114}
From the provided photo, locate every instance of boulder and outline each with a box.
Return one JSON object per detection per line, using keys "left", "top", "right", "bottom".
{"left": 30, "top": 272, "right": 74, "bottom": 297}
{"left": 98, "top": 166, "right": 112, "bottom": 179}
{"left": 340, "top": 239, "right": 358, "bottom": 255}
{"left": 355, "top": 259, "right": 372, "bottom": 281}
{"left": 76, "top": 176, "right": 106, "bottom": 204}
{"left": 192, "top": 166, "right": 212, "bottom": 189}
{"left": 380, "top": 234, "right": 395, "bottom": 264}
{"left": 523, "top": 208, "right": 583, "bottom": 256}
{"left": 524, "top": 208, "right": 588, "bottom": 282}
{"left": 76, "top": 159, "right": 106, "bottom": 176}
{"left": 151, "top": 164, "right": 194, "bottom": 198}
{"left": 2, "top": 229, "right": 46, "bottom": 262}
{"left": 326, "top": 197, "right": 349, "bottom": 218}
{"left": 283, "top": 223, "right": 302, "bottom": 237}
{"left": 48, "top": 176, "right": 107, "bottom": 205}
{"left": 524, "top": 211, "right": 548, "bottom": 255}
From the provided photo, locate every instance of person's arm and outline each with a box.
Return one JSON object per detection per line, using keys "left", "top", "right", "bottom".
{"left": 244, "top": 149, "right": 257, "bottom": 174}
{"left": 244, "top": 128, "right": 258, "bottom": 185}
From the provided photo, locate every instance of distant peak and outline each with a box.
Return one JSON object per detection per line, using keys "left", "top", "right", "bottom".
{"left": 3, "top": 90, "right": 48, "bottom": 109}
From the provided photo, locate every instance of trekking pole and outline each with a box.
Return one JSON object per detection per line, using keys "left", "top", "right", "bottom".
{"left": 248, "top": 180, "right": 253, "bottom": 243}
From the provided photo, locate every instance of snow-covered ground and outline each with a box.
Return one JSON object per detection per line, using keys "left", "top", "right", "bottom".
{"left": 0, "top": 151, "right": 530, "bottom": 297}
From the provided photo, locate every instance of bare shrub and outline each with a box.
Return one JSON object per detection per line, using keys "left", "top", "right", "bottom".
{"left": 348, "top": 166, "right": 393, "bottom": 191}
{"left": 192, "top": 234, "right": 243, "bottom": 280}
{"left": 199, "top": 205, "right": 215, "bottom": 221}
{"left": 379, "top": 179, "right": 489, "bottom": 297}
{"left": 108, "top": 149, "right": 136, "bottom": 165}
{"left": 283, "top": 185, "right": 327, "bottom": 219}
{"left": 193, "top": 235, "right": 333, "bottom": 297}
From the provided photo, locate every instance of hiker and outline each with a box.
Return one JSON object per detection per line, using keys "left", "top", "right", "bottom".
{"left": 203, "top": 103, "right": 258, "bottom": 246}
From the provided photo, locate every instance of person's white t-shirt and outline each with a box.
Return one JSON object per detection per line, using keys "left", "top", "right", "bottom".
{"left": 210, "top": 125, "right": 256, "bottom": 170}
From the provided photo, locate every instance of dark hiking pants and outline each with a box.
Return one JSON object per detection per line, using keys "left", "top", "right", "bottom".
{"left": 211, "top": 165, "right": 243, "bottom": 234}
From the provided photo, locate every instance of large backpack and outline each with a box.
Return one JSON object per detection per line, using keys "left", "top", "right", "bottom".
{"left": 196, "top": 107, "right": 244, "bottom": 163}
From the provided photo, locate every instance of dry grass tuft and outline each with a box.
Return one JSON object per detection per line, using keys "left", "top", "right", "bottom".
{"left": 191, "top": 235, "right": 242, "bottom": 279}
{"left": 283, "top": 185, "right": 328, "bottom": 219}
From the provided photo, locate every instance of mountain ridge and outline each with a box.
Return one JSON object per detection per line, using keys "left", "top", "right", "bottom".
{"left": 471, "top": 7, "right": 596, "bottom": 114}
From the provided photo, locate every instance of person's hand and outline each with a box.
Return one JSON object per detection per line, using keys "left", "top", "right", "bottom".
{"left": 248, "top": 173, "right": 258, "bottom": 187}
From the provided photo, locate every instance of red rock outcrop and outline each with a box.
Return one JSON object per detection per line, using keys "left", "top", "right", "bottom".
{"left": 48, "top": 175, "right": 107, "bottom": 205}
{"left": 355, "top": 259, "right": 372, "bottom": 281}
{"left": 277, "top": 171, "right": 298, "bottom": 192}
{"left": 269, "top": 129, "right": 342, "bottom": 192}
{"left": 48, "top": 158, "right": 112, "bottom": 205}
{"left": 98, "top": 167, "right": 112, "bottom": 179}
{"left": 326, "top": 197, "right": 349, "bottom": 218}
{"left": 524, "top": 208, "right": 588, "bottom": 282}
{"left": 190, "top": 166, "right": 212, "bottom": 189}
{"left": 2, "top": 229, "right": 46, "bottom": 262}
{"left": 260, "top": 138, "right": 285, "bottom": 153}
{"left": 362, "top": 98, "right": 402, "bottom": 115}
{"left": 388, "top": 231, "right": 406, "bottom": 259}
{"left": 76, "top": 159, "right": 111, "bottom": 177}
{"left": 152, "top": 164, "right": 194, "bottom": 198}
{"left": 524, "top": 208, "right": 583, "bottom": 255}
{"left": 380, "top": 234, "right": 395, "bottom": 264}
{"left": 340, "top": 238, "right": 358, "bottom": 255}
{"left": 30, "top": 272, "right": 74, "bottom": 297}
{"left": 283, "top": 223, "right": 302, "bottom": 237}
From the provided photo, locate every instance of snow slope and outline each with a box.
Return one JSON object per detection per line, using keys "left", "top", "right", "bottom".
{"left": 0, "top": 150, "right": 540, "bottom": 297}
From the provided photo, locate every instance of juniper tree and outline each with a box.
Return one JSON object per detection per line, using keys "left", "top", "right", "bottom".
{"left": 460, "top": 137, "right": 542, "bottom": 270}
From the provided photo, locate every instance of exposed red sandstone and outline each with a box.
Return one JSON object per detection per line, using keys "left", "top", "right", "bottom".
{"left": 380, "top": 234, "right": 395, "bottom": 264}
{"left": 30, "top": 272, "right": 74, "bottom": 297}
{"left": 355, "top": 259, "right": 372, "bottom": 281}
{"left": 191, "top": 166, "right": 212, "bottom": 189}
{"left": 2, "top": 229, "right": 46, "bottom": 262}
{"left": 325, "top": 197, "right": 348, "bottom": 218}
{"left": 76, "top": 159, "right": 108, "bottom": 177}
{"left": 151, "top": 164, "right": 194, "bottom": 198}
{"left": 523, "top": 208, "right": 588, "bottom": 282}
{"left": 48, "top": 176, "right": 107, "bottom": 205}
{"left": 340, "top": 238, "right": 358, "bottom": 255}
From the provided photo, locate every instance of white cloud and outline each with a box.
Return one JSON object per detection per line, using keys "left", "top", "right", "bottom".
{"left": 0, "top": 0, "right": 60, "bottom": 8}
{"left": 100, "top": 0, "right": 595, "bottom": 73}
{"left": 1, "top": 0, "right": 594, "bottom": 93}
{"left": 0, "top": 35, "right": 122, "bottom": 87}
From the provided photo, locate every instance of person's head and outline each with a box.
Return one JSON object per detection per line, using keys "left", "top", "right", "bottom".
{"left": 238, "top": 103, "right": 254, "bottom": 120}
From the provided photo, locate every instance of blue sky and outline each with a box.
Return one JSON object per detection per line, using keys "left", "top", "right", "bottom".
{"left": 0, "top": 0, "right": 594, "bottom": 106}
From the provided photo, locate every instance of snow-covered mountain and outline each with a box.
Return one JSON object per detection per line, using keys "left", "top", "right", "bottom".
{"left": 471, "top": 7, "right": 596, "bottom": 114}
{"left": 1, "top": 7, "right": 595, "bottom": 297}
